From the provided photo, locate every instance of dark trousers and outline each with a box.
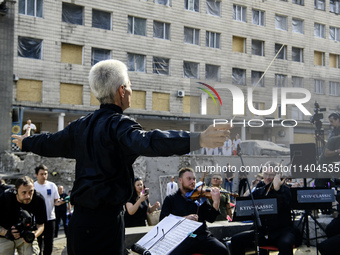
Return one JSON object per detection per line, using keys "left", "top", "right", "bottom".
{"left": 38, "top": 220, "right": 55, "bottom": 255}
{"left": 55, "top": 209, "right": 68, "bottom": 237}
{"left": 318, "top": 217, "right": 340, "bottom": 255}
{"left": 67, "top": 206, "right": 124, "bottom": 255}
{"left": 238, "top": 179, "right": 247, "bottom": 196}
{"left": 169, "top": 232, "right": 228, "bottom": 255}
{"left": 231, "top": 227, "right": 295, "bottom": 255}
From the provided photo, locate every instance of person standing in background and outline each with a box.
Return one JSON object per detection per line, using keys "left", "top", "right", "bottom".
{"left": 54, "top": 185, "right": 68, "bottom": 238}
{"left": 232, "top": 133, "right": 241, "bottom": 155}
{"left": 124, "top": 177, "right": 160, "bottom": 227}
{"left": 166, "top": 176, "right": 178, "bottom": 196}
{"left": 328, "top": 112, "right": 340, "bottom": 138}
{"left": 23, "top": 119, "right": 36, "bottom": 136}
{"left": 34, "top": 165, "right": 65, "bottom": 255}
{"left": 223, "top": 137, "right": 232, "bottom": 156}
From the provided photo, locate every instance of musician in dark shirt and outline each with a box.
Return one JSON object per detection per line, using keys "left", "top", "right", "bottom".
{"left": 231, "top": 161, "right": 296, "bottom": 255}
{"left": 160, "top": 167, "right": 228, "bottom": 255}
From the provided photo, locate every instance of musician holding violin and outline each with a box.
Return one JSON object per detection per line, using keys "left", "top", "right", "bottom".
{"left": 231, "top": 161, "right": 297, "bottom": 255}
{"left": 159, "top": 167, "right": 229, "bottom": 255}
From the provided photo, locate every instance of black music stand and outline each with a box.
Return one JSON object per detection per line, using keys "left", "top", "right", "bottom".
{"left": 291, "top": 188, "right": 333, "bottom": 254}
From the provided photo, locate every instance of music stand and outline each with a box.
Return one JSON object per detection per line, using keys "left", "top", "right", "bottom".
{"left": 291, "top": 187, "right": 334, "bottom": 253}
{"left": 289, "top": 143, "right": 325, "bottom": 254}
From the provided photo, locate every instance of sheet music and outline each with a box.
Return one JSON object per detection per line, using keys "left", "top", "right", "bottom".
{"left": 136, "top": 214, "right": 202, "bottom": 255}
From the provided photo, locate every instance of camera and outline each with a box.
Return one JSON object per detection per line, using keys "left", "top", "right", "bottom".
{"left": 310, "top": 101, "right": 326, "bottom": 131}
{"left": 14, "top": 209, "right": 37, "bottom": 243}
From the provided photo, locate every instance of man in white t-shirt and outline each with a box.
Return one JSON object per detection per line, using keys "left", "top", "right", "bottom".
{"left": 34, "top": 164, "right": 64, "bottom": 255}
{"left": 23, "top": 119, "right": 37, "bottom": 136}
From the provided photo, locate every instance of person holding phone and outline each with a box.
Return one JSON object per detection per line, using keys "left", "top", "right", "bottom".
{"left": 124, "top": 177, "right": 160, "bottom": 227}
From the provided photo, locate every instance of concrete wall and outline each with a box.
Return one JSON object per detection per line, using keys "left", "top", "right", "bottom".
{"left": 1, "top": 152, "right": 290, "bottom": 206}
{"left": 0, "top": 0, "right": 15, "bottom": 153}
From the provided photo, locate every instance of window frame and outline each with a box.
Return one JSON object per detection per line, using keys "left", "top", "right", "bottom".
{"left": 127, "top": 53, "right": 146, "bottom": 73}
{"left": 128, "top": 16, "right": 147, "bottom": 36}
{"left": 252, "top": 9, "right": 265, "bottom": 26}
{"left": 275, "top": 43, "right": 287, "bottom": 60}
{"left": 154, "top": 0, "right": 172, "bottom": 6}
{"left": 329, "top": 26, "right": 340, "bottom": 41}
{"left": 184, "top": 27, "right": 200, "bottom": 45}
{"left": 233, "top": 4, "right": 247, "bottom": 23}
{"left": 314, "top": 23, "right": 325, "bottom": 38}
{"left": 292, "top": 0, "right": 304, "bottom": 5}
{"left": 91, "top": 48, "right": 111, "bottom": 66}
{"left": 275, "top": 14, "right": 288, "bottom": 31}
{"left": 232, "top": 68, "right": 246, "bottom": 86}
{"left": 251, "top": 71, "right": 264, "bottom": 87}
{"left": 275, "top": 74, "right": 288, "bottom": 87}
{"left": 62, "top": 2, "right": 84, "bottom": 25}
{"left": 18, "top": 36, "right": 43, "bottom": 60}
{"left": 206, "top": 31, "right": 220, "bottom": 49}
{"left": 329, "top": 81, "right": 340, "bottom": 96}
{"left": 185, "top": 0, "right": 200, "bottom": 12}
{"left": 19, "top": 0, "right": 43, "bottom": 17}
{"left": 205, "top": 64, "right": 220, "bottom": 81}
{"left": 183, "top": 61, "right": 199, "bottom": 79}
{"left": 292, "top": 47, "right": 304, "bottom": 63}
{"left": 330, "top": 0, "right": 340, "bottom": 14}
{"left": 153, "top": 57, "right": 170, "bottom": 75}
{"left": 292, "top": 76, "right": 304, "bottom": 87}
{"left": 153, "top": 20, "right": 171, "bottom": 40}
{"left": 314, "top": 79, "right": 325, "bottom": 94}
{"left": 314, "top": 0, "right": 325, "bottom": 10}
{"left": 92, "top": 9, "right": 111, "bottom": 30}
{"left": 292, "top": 18, "right": 304, "bottom": 34}
{"left": 252, "top": 39, "right": 265, "bottom": 56}
{"left": 206, "top": 0, "right": 221, "bottom": 17}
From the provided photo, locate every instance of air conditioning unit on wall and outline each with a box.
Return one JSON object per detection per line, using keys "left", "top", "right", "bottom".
{"left": 177, "top": 90, "right": 185, "bottom": 98}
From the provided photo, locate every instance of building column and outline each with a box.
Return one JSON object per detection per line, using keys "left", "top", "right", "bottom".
{"left": 58, "top": 113, "right": 65, "bottom": 131}
{"left": 241, "top": 126, "right": 246, "bottom": 141}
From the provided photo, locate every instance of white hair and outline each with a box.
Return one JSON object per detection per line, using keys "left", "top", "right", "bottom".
{"left": 88, "top": 59, "right": 129, "bottom": 104}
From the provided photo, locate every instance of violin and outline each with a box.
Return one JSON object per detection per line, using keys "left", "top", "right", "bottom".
{"left": 189, "top": 188, "right": 239, "bottom": 201}
{"left": 265, "top": 176, "right": 289, "bottom": 196}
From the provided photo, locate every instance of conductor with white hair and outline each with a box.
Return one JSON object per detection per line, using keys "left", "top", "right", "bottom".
{"left": 12, "top": 59, "right": 232, "bottom": 255}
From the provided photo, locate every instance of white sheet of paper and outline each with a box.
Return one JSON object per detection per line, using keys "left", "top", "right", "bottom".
{"left": 136, "top": 214, "right": 202, "bottom": 255}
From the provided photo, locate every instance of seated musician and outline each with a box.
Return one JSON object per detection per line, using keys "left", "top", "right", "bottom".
{"left": 160, "top": 167, "right": 229, "bottom": 255}
{"left": 231, "top": 161, "right": 296, "bottom": 255}
{"left": 209, "top": 174, "right": 232, "bottom": 221}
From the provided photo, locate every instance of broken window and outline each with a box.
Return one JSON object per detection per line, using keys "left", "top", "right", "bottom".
{"left": 183, "top": 61, "right": 199, "bottom": 78}
{"left": 18, "top": 36, "right": 42, "bottom": 59}
{"left": 92, "top": 9, "right": 111, "bottom": 30}
{"left": 127, "top": 53, "right": 146, "bottom": 72}
{"left": 62, "top": 3, "right": 83, "bottom": 25}
{"left": 153, "top": 57, "right": 170, "bottom": 75}
{"left": 91, "top": 48, "right": 110, "bottom": 66}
